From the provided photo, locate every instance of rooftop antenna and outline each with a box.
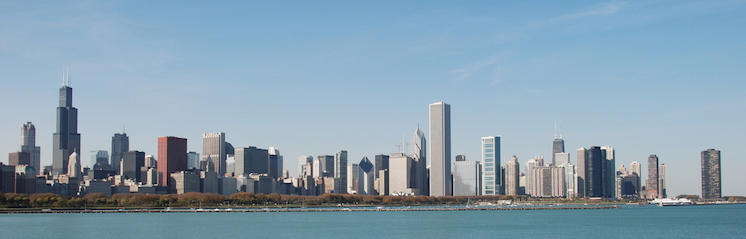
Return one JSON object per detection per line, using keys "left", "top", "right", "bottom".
{"left": 62, "top": 67, "right": 70, "bottom": 87}
{"left": 559, "top": 121, "right": 563, "bottom": 139}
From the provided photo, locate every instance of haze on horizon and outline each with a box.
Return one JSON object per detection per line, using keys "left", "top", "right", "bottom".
{"left": 1, "top": 1, "right": 744, "bottom": 197}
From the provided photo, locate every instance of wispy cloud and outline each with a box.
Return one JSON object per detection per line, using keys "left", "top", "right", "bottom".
{"left": 555, "top": 2, "right": 628, "bottom": 21}
{"left": 450, "top": 58, "right": 497, "bottom": 82}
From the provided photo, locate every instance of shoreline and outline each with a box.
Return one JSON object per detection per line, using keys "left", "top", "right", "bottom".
{"left": 0, "top": 205, "right": 620, "bottom": 214}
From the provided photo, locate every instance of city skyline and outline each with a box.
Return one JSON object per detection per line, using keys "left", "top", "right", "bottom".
{"left": 1, "top": 1, "right": 744, "bottom": 197}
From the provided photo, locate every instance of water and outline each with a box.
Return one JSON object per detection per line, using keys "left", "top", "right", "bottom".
{"left": 1, "top": 204, "right": 745, "bottom": 238}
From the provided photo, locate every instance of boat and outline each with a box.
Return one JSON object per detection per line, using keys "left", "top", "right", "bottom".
{"left": 650, "top": 198, "right": 694, "bottom": 206}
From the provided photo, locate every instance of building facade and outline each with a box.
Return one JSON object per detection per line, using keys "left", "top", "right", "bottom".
{"left": 111, "top": 133, "right": 129, "bottom": 171}
{"left": 52, "top": 76, "right": 81, "bottom": 176}
{"left": 481, "top": 136, "right": 501, "bottom": 195}
{"left": 157, "top": 136, "right": 187, "bottom": 191}
{"left": 202, "top": 132, "right": 226, "bottom": 175}
{"left": 701, "top": 149, "right": 721, "bottom": 199}
{"left": 453, "top": 160, "right": 481, "bottom": 196}
{"left": 429, "top": 102, "right": 451, "bottom": 197}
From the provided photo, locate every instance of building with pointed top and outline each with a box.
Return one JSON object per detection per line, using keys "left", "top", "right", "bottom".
{"left": 411, "top": 127, "right": 428, "bottom": 195}
{"left": 111, "top": 133, "right": 129, "bottom": 171}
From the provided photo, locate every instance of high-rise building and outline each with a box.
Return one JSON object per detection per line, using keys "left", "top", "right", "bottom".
{"left": 374, "top": 154, "right": 389, "bottom": 181}
{"left": 20, "top": 122, "right": 41, "bottom": 170}
{"left": 90, "top": 150, "right": 109, "bottom": 169}
{"left": 552, "top": 138, "right": 565, "bottom": 166}
{"left": 347, "top": 163, "right": 359, "bottom": 194}
{"left": 318, "top": 155, "right": 334, "bottom": 178}
{"left": 358, "top": 157, "right": 375, "bottom": 195}
{"left": 504, "top": 156, "right": 520, "bottom": 195}
{"left": 389, "top": 153, "right": 419, "bottom": 196}
{"left": 187, "top": 151, "right": 200, "bottom": 170}
{"left": 453, "top": 160, "right": 481, "bottom": 196}
{"left": 481, "top": 136, "right": 501, "bottom": 195}
{"left": 561, "top": 162, "right": 576, "bottom": 198}
{"left": 67, "top": 151, "right": 81, "bottom": 178}
{"left": 701, "top": 149, "right": 721, "bottom": 199}
{"left": 269, "top": 147, "right": 283, "bottom": 179}
{"left": 202, "top": 132, "right": 226, "bottom": 175}
{"left": 111, "top": 133, "right": 129, "bottom": 171}
{"left": 334, "top": 150, "right": 348, "bottom": 194}
{"left": 659, "top": 163, "right": 666, "bottom": 198}
{"left": 429, "top": 102, "right": 451, "bottom": 197}
{"left": 528, "top": 166, "right": 565, "bottom": 197}
{"left": 525, "top": 156, "right": 544, "bottom": 196}
{"left": 410, "top": 127, "right": 428, "bottom": 196}
{"left": 234, "top": 146, "right": 269, "bottom": 176}
{"left": 576, "top": 147, "right": 587, "bottom": 197}
{"left": 121, "top": 151, "right": 145, "bottom": 182}
{"left": 157, "top": 136, "right": 187, "bottom": 190}
{"left": 52, "top": 73, "right": 81, "bottom": 176}
{"left": 576, "top": 146, "right": 615, "bottom": 198}
{"left": 298, "top": 155, "right": 313, "bottom": 178}
{"left": 646, "top": 155, "right": 659, "bottom": 199}
{"left": 601, "top": 146, "right": 616, "bottom": 199}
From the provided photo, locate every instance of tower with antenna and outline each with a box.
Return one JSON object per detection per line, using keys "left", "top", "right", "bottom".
{"left": 52, "top": 68, "right": 81, "bottom": 176}
{"left": 552, "top": 121, "right": 566, "bottom": 166}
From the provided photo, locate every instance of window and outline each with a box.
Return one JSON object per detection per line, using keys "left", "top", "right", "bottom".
{"left": 484, "top": 144, "right": 493, "bottom": 147}
{"left": 485, "top": 154, "right": 493, "bottom": 157}
{"left": 486, "top": 177, "right": 494, "bottom": 181}
{"left": 485, "top": 158, "right": 492, "bottom": 162}
{"left": 485, "top": 168, "right": 494, "bottom": 172}
{"left": 485, "top": 163, "right": 493, "bottom": 167}
{"left": 485, "top": 181, "right": 494, "bottom": 185}
{"left": 485, "top": 149, "right": 493, "bottom": 153}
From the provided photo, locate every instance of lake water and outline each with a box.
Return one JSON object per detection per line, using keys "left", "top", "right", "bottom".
{"left": 1, "top": 204, "right": 745, "bottom": 238}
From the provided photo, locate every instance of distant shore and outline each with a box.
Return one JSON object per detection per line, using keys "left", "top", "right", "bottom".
{"left": 0, "top": 205, "right": 620, "bottom": 214}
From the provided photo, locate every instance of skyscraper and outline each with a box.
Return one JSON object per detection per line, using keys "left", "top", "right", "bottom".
{"left": 111, "top": 133, "right": 129, "bottom": 171}
{"left": 157, "top": 136, "right": 187, "bottom": 190}
{"left": 298, "top": 155, "right": 313, "bottom": 177}
{"left": 358, "top": 157, "right": 375, "bottom": 195}
{"left": 601, "top": 146, "right": 616, "bottom": 198}
{"left": 318, "top": 155, "right": 334, "bottom": 177}
{"left": 202, "top": 132, "right": 226, "bottom": 175}
{"left": 234, "top": 146, "right": 269, "bottom": 176}
{"left": 576, "top": 147, "right": 587, "bottom": 197}
{"left": 429, "top": 102, "right": 451, "bottom": 197}
{"left": 481, "top": 136, "right": 501, "bottom": 195}
{"left": 121, "top": 151, "right": 145, "bottom": 182}
{"left": 552, "top": 138, "right": 565, "bottom": 166}
{"left": 646, "top": 155, "right": 659, "bottom": 199}
{"left": 187, "top": 151, "right": 200, "bottom": 170}
{"left": 269, "top": 147, "right": 283, "bottom": 179}
{"left": 701, "top": 149, "right": 721, "bottom": 199}
{"left": 20, "top": 122, "right": 41, "bottom": 170}
{"left": 52, "top": 72, "right": 81, "bottom": 176}
{"left": 410, "top": 127, "right": 428, "bottom": 195}
{"left": 334, "top": 150, "right": 348, "bottom": 194}
{"left": 504, "top": 156, "right": 520, "bottom": 195}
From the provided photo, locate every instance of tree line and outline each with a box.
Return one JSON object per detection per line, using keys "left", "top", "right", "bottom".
{"left": 0, "top": 192, "right": 530, "bottom": 209}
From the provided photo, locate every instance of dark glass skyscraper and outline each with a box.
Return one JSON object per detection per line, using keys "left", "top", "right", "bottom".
{"left": 552, "top": 138, "right": 565, "bottom": 165}
{"left": 701, "top": 149, "right": 721, "bottom": 199}
{"left": 111, "top": 133, "right": 129, "bottom": 171}
{"left": 52, "top": 76, "right": 81, "bottom": 176}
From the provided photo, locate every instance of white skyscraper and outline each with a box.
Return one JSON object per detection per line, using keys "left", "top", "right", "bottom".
{"left": 410, "top": 126, "right": 428, "bottom": 196}
{"left": 202, "top": 132, "right": 226, "bottom": 175}
{"left": 67, "top": 151, "right": 81, "bottom": 178}
{"left": 429, "top": 102, "right": 451, "bottom": 197}
{"left": 481, "top": 136, "right": 501, "bottom": 195}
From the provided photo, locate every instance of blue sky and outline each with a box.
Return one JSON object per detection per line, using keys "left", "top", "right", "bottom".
{"left": 1, "top": 1, "right": 744, "bottom": 197}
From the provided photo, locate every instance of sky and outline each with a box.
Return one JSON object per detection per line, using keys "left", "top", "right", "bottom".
{"left": 1, "top": 0, "right": 744, "bottom": 197}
